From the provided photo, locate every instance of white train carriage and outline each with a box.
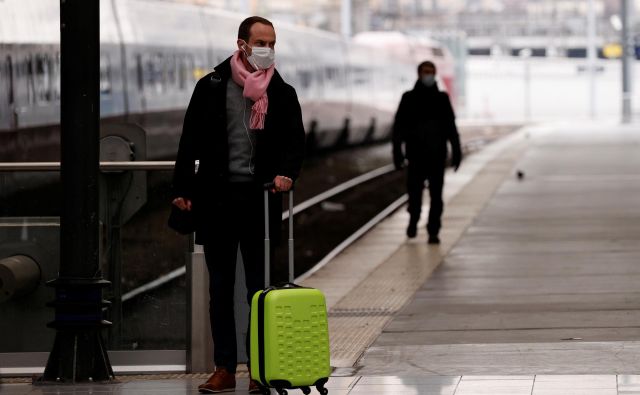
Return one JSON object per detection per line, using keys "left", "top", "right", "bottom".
{"left": 0, "top": 0, "right": 456, "bottom": 160}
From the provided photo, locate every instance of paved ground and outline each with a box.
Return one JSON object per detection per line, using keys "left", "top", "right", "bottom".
{"left": 4, "top": 374, "right": 640, "bottom": 394}
{"left": 357, "top": 120, "right": 640, "bottom": 377}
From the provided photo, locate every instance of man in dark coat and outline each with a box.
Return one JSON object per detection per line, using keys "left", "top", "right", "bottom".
{"left": 392, "top": 61, "right": 462, "bottom": 244}
{"left": 171, "top": 16, "right": 305, "bottom": 393}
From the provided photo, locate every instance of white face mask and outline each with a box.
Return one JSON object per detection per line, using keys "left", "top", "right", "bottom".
{"left": 243, "top": 44, "right": 275, "bottom": 70}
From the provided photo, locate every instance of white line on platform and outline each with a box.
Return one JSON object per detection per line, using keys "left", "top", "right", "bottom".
{"left": 295, "top": 194, "right": 408, "bottom": 283}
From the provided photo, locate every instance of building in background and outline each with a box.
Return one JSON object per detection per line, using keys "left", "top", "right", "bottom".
{"left": 165, "top": 0, "right": 637, "bottom": 58}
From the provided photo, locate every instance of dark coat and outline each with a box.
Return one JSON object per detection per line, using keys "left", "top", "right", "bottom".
{"left": 392, "top": 81, "right": 462, "bottom": 169}
{"left": 171, "top": 57, "right": 306, "bottom": 244}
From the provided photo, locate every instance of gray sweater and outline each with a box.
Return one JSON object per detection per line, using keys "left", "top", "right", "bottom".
{"left": 226, "top": 79, "right": 257, "bottom": 182}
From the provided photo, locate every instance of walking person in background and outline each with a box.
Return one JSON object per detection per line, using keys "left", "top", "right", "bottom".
{"left": 392, "top": 60, "right": 462, "bottom": 244}
{"left": 171, "top": 16, "right": 305, "bottom": 393}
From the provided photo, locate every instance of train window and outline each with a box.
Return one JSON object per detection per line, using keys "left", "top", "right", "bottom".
{"left": 297, "top": 70, "right": 312, "bottom": 90}
{"left": 178, "top": 56, "right": 186, "bottom": 90}
{"left": 142, "top": 54, "right": 157, "bottom": 93}
{"left": 35, "top": 55, "right": 48, "bottom": 102}
{"left": 100, "top": 55, "right": 112, "bottom": 95}
{"left": 161, "top": 56, "right": 168, "bottom": 88}
{"left": 186, "top": 57, "right": 195, "bottom": 83}
{"left": 136, "top": 54, "right": 144, "bottom": 91}
{"left": 468, "top": 48, "right": 491, "bottom": 56}
{"left": 567, "top": 48, "right": 587, "bottom": 58}
{"left": 325, "top": 67, "right": 340, "bottom": 83}
{"left": 180, "top": 54, "right": 199, "bottom": 88}
{"left": 46, "top": 55, "right": 55, "bottom": 101}
{"left": 26, "top": 53, "right": 58, "bottom": 104}
{"left": 35, "top": 56, "right": 44, "bottom": 74}
{"left": 350, "top": 66, "right": 369, "bottom": 85}
{"left": 531, "top": 48, "right": 546, "bottom": 57}
{"left": 25, "top": 56, "right": 36, "bottom": 105}
{"left": 186, "top": 56, "right": 193, "bottom": 83}
{"left": 166, "top": 54, "right": 175, "bottom": 90}
{"left": 6, "top": 56, "right": 14, "bottom": 105}
{"left": 173, "top": 56, "right": 180, "bottom": 86}
{"left": 432, "top": 47, "right": 444, "bottom": 57}
{"left": 52, "top": 52, "right": 61, "bottom": 101}
{"left": 148, "top": 54, "right": 158, "bottom": 93}
{"left": 144, "top": 56, "right": 152, "bottom": 89}
{"left": 148, "top": 53, "right": 165, "bottom": 94}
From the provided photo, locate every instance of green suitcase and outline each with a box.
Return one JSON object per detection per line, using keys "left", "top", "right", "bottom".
{"left": 250, "top": 187, "right": 330, "bottom": 395}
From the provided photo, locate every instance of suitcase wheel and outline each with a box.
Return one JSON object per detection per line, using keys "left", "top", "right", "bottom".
{"left": 301, "top": 386, "right": 311, "bottom": 395}
{"left": 275, "top": 388, "right": 287, "bottom": 395}
{"left": 316, "top": 385, "right": 328, "bottom": 395}
{"left": 257, "top": 383, "right": 270, "bottom": 395}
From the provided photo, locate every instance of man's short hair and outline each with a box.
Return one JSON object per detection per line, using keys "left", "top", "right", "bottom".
{"left": 417, "top": 61, "right": 437, "bottom": 74}
{"left": 238, "top": 16, "right": 274, "bottom": 42}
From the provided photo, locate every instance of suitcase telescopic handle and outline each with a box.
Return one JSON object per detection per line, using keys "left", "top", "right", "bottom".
{"left": 263, "top": 183, "right": 295, "bottom": 288}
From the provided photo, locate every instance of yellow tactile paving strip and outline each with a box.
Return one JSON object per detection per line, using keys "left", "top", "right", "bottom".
{"left": 307, "top": 131, "right": 531, "bottom": 368}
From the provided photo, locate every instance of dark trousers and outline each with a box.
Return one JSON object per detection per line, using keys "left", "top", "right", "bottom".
{"left": 407, "top": 163, "right": 445, "bottom": 236}
{"left": 202, "top": 182, "right": 267, "bottom": 373}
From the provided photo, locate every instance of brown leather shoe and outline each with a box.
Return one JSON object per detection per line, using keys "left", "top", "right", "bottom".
{"left": 248, "top": 379, "right": 262, "bottom": 393}
{"left": 198, "top": 367, "right": 236, "bottom": 393}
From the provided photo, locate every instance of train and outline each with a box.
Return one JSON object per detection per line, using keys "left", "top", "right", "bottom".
{"left": 0, "top": 0, "right": 456, "bottom": 162}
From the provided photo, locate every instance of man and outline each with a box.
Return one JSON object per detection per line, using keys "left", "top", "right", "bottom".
{"left": 171, "top": 16, "right": 305, "bottom": 393}
{"left": 392, "top": 61, "right": 462, "bottom": 244}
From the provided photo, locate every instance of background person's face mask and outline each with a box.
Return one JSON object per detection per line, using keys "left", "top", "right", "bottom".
{"left": 243, "top": 43, "right": 275, "bottom": 70}
{"left": 421, "top": 74, "right": 436, "bottom": 87}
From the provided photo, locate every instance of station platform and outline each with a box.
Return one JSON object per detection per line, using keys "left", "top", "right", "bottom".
{"left": 2, "top": 119, "right": 640, "bottom": 394}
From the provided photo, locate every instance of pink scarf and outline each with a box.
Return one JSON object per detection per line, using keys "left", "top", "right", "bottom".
{"left": 230, "top": 50, "right": 275, "bottom": 129}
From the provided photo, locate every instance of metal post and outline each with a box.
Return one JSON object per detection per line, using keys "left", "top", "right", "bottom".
{"left": 38, "top": 0, "right": 113, "bottom": 383}
{"left": 524, "top": 58, "right": 531, "bottom": 121}
{"left": 587, "top": 0, "right": 597, "bottom": 119}
{"left": 621, "top": 0, "right": 633, "bottom": 123}
{"left": 288, "top": 191, "right": 294, "bottom": 283}
{"left": 341, "top": 0, "right": 352, "bottom": 39}
{"left": 519, "top": 48, "right": 532, "bottom": 121}
{"left": 104, "top": 175, "right": 124, "bottom": 348}
{"left": 264, "top": 189, "right": 270, "bottom": 288}
{"left": 187, "top": 243, "right": 214, "bottom": 373}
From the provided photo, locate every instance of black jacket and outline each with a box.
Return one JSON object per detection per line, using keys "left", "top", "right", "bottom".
{"left": 171, "top": 57, "right": 306, "bottom": 243}
{"left": 392, "top": 81, "right": 461, "bottom": 168}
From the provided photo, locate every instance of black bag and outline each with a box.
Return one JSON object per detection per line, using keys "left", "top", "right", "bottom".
{"left": 168, "top": 205, "right": 195, "bottom": 235}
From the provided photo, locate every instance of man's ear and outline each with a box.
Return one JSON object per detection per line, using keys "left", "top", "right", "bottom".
{"left": 236, "top": 39, "right": 245, "bottom": 51}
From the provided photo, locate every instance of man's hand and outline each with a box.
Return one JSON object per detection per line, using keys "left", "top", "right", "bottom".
{"left": 172, "top": 197, "right": 192, "bottom": 211}
{"left": 272, "top": 175, "right": 293, "bottom": 192}
{"left": 452, "top": 152, "right": 462, "bottom": 172}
